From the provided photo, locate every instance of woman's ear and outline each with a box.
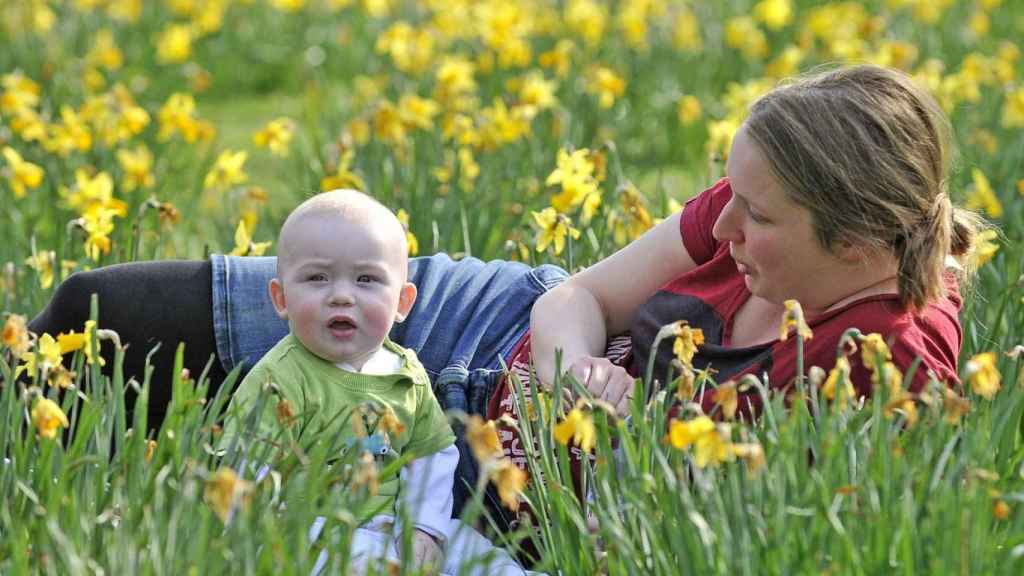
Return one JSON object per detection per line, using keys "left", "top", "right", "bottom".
{"left": 833, "top": 239, "right": 868, "bottom": 264}
{"left": 394, "top": 282, "right": 418, "bottom": 323}
{"left": 269, "top": 278, "right": 289, "bottom": 320}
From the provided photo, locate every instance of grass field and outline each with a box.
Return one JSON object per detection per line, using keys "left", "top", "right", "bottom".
{"left": 2, "top": 0, "right": 1023, "bottom": 573}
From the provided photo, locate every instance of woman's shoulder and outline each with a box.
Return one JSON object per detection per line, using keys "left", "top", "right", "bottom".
{"left": 802, "top": 289, "right": 962, "bottom": 390}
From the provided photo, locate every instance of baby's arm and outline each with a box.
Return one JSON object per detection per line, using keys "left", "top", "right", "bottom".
{"left": 398, "top": 444, "right": 459, "bottom": 572}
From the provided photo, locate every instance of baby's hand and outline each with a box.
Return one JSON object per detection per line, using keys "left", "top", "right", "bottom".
{"left": 410, "top": 529, "right": 443, "bottom": 575}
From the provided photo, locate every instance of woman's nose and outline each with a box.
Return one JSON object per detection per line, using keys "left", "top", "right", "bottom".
{"left": 711, "top": 197, "right": 744, "bottom": 244}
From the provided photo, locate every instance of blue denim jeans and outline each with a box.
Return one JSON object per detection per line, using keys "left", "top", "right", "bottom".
{"left": 210, "top": 253, "right": 568, "bottom": 514}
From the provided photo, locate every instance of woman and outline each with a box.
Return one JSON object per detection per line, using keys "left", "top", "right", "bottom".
{"left": 523, "top": 64, "right": 981, "bottom": 420}
{"left": 29, "top": 64, "right": 984, "bottom": 513}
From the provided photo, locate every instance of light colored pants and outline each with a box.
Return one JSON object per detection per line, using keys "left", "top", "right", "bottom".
{"left": 309, "top": 515, "right": 537, "bottom": 576}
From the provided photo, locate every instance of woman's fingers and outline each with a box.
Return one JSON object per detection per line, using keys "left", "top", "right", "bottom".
{"left": 568, "top": 357, "right": 636, "bottom": 416}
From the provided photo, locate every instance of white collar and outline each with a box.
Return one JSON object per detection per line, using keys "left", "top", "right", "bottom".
{"left": 335, "top": 346, "right": 403, "bottom": 375}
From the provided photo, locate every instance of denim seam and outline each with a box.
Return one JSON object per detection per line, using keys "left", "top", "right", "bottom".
{"left": 211, "top": 254, "right": 236, "bottom": 374}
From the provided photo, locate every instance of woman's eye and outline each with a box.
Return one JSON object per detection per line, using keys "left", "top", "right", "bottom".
{"left": 749, "top": 211, "right": 768, "bottom": 224}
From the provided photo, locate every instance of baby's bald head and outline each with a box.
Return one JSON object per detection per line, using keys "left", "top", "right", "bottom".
{"left": 276, "top": 189, "right": 408, "bottom": 279}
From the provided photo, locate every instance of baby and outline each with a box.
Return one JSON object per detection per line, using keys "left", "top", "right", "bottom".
{"left": 225, "top": 190, "right": 456, "bottom": 573}
{"left": 224, "top": 190, "right": 534, "bottom": 576}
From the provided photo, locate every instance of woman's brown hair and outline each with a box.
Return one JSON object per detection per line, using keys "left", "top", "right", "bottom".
{"left": 744, "top": 64, "right": 987, "bottom": 311}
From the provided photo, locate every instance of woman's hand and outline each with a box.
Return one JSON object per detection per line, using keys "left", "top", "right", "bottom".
{"left": 567, "top": 356, "right": 636, "bottom": 417}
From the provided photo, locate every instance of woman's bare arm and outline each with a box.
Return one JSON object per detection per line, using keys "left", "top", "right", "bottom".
{"left": 529, "top": 212, "right": 698, "bottom": 410}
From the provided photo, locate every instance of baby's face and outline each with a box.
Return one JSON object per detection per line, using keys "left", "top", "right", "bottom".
{"left": 272, "top": 211, "right": 413, "bottom": 368}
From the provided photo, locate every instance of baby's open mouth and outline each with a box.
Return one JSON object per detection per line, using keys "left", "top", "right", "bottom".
{"left": 328, "top": 318, "right": 356, "bottom": 331}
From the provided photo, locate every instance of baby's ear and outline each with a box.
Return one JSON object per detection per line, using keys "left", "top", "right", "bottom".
{"left": 269, "top": 278, "right": 289, "bottom": 320}
{"left": 395, "top": 282, "right": 417, "bottom": 323}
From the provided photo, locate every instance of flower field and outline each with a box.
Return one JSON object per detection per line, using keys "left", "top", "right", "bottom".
{"left": 2, "top": 0, "right": 1023, "bottom": 573}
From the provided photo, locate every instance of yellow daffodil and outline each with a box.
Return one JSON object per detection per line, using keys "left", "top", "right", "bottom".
{"left": 158, "top": 93, "right": 214, "bottom": 143}
{"left": 971, "top": 229, "right": 999, "bottom": 267}
{"left": 884, "top": 391, "right": 918, "bottom": 427}
{"left": 1002, "top": 87, "right": 1024, "bottom": 129}
{"left": 607, "top": 183, "right": 652, "bottom": 245}
{"left": 24, "top": 251, "right": 56, "bottom": 289}
{"left": 965, "top": 168, "right": 1003, "bottom": 219}
{"left": 321, "top": 149, "right": 366, "bottom": 193}
{"left": 822, "top": 356, "right": 856, "bottom": 410}
{"left": 587, "top": 66, "right": 625, "bottom": 109}
{"left": 10, "top": 108, "right": 47, "bottom": 142}
{"left": 397, "top": 94, "right": 440, "bottom": 131}
{"left": 706, "top": 118, "right": 740, "bottom": 162}
{"left": 204, "top": 467, "right": 252, "bottom": 523}
{"left": 466, "top": 415, "right": 503, "bottom": 463}
{"left": 353, "top": 451, "right": 379, "bottom": 496}
{"left": 275, "top": 398, "right": 296, "bottom": 428}
{"left": 553, "top": 407, "right": 596, "bottom": 453}
{"left": 49, "top": 364, "right": 74, "bottom": 389}
{"left": 731, "top": 442, "right": 766, "bottom": 473}
{"left": 88, "top": 29, "right": 123, "bottom": 71}
{"left": 271, "top": 0, "right": 307, "bottom": 12}
{"left": 372, "top": 100, "right": 408, "bottom": 146}
{"left": 156, "top": 24, "right": 193, "bottom": 64}
{"left": 779, "top": 299, "right": 813, "bottom": 341}
{"left": 724, "top": 17, "right": 768, "bottom": 60}
{"left": 490, "top": 458, "right": 527, "bottom": 512}
{"left": 966, "top": 352, "right": 1001, "bottom": 400}
{"left": 31, "top": 397, "right": 69, "bottom": 440}
{"left": 677, "top": 95, "right": 702, "bottom": 125}
{"left": 1, "top": 72, "right": 41, "bottom": 114}
{"left": 693, "top": 425, "right": 734, "bottom": 468}
{"left": 378, "top": 406, "right": 405, "bottom": 437}
{"left": 539, "top": 39, "right": 575, "bottom": 77}
{"left": 116, "top": 145, "right": 155, "bottom": 191}
{"left": 532, "top": 208, "right": 580, "bottom": 256}
{"left": 229, "top": 220, "right": 272, "bottom": 257}
{"left": 753, "top": 0, "right": 792, "bottom": 30}
{"left": 765, "top": 45, "right": 804, "bottom": 79}
{"left": 672, "top": 322, "right": 705, "bottom": 368}
{"left": 666, "top": 415, "right": 714, "bottom": 450}
{"left": 993, "top": 499, "right": 1011, "bottom": 521}
{"left": 62, "top": 169, "right": 120, "bottom": 214}
{"left": 517, "top": 72, "right": 558, "bottom": 109}
{"left": 547, "top": 148, "right": 600, "bottom": 215}
{"left": 713, "top": 381, "right": 739, "bottom": 420}
{"left": 673, "top": 6, "right": 703, "bottom": 52}
{"left": 375, "top": 22, "right": 434, "bottom": 73}
{"left": 145, "top": 439, "right": 157, "bottom": 463}
{"left": 2, "top": 314, "right": 32, "bottom": 356}
{"left": 434, "top": 56, "right": 477, "bottom": 102}
{"left": 860, "top": 333, "right": 893, "bottom": 386}
{"left": 941, "top": 387, "right": 970, "bottom": 425}
{"left": 566, "top": 0, "right": 607, "bottom": 45}
{"left": 2, "top": 146, "right": 44, "bottom": 198}
{"left": 396, "top": 209, "right": 419, "bottom": 256}
{"left": 45, "top": 105, "right": 93, "bottom": 157}
{"left": 479, "top": 99, "right": 532, "bottom": 149}
{"left": 204, "top": 150, "right": 248, "bottom": 192}
{"left": 38, "top": 333, "right": 62, "bottom": 370}
{"left": 81, "top": 204, "right": 126, "bottom": 262}
{"left": 253, "top": 117, "right": 295, "bottom": 157}
{"left": 675, "top": 366, "right": 696, "bottom": 402}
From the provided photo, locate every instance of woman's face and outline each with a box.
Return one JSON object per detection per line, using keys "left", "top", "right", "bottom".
{"left": 712, "top": 127, "right": 853, "bottom": 314}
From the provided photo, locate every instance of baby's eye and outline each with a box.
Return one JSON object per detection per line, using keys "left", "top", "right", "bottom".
{"left": 307, "top": 273, "right": 328, "bottom": 282}
{"left": 357, "top": 274, "right": 378, "bottom": 284}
